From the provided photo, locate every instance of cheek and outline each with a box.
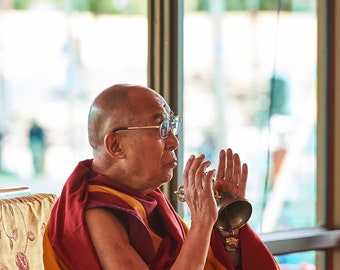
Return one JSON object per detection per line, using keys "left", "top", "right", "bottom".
{"left": 137, "top": 137, "right": 164, "bottom": 154}
{"left": 126, "top": 134, "right": 165, "bottom": 161}
{"left": 130, "top": 140, "right": 164, "bottom": 166}
{"left": 137, "top": 150, "right": 162, "bottom": 168}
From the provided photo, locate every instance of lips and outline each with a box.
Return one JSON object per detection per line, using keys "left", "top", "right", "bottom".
{"left": 165, "top": 160, "right": 177, "bottom": 168}
{"left": 163, "top": 152, "right": 178, "bottom": 168}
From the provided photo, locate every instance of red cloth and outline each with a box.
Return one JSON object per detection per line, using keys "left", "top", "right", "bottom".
{"left": 44, "top": 160, "right": 101, "bottom": 269}
{"left": 44, "top": 159, "right": 279, "bottom": 270}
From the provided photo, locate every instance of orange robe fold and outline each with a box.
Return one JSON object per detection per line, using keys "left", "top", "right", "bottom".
{"left": 43, "top": 159, "right": 279, "bottom": 270}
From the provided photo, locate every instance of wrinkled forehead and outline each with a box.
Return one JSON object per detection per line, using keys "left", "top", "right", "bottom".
{"left": 122, "top": 87, "right": 174, "bottom": 125}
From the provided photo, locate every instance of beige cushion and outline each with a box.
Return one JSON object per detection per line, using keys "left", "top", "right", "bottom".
{"left": 0, "top": 193, "right": 57, "bottom": 270}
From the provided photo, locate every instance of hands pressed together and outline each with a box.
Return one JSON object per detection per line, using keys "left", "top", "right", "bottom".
{"left": 182, "top": 148, "right": 248, "bottom": 226}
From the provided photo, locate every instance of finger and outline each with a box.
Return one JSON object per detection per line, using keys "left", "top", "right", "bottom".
{"left": 216, "top": 150, "right": 226, "bottom": 180}
{"left": 191, "top": 154, "right": 206, "bottom": 183}
{"left": 183, "top": 155, "right": 195, "bottom": 187}
{"left": 203, "top": 169, "right": 216, "bottom": 198}
{"left": 195, "top": 160, "right": 211, "bottom": 188}
{"left": 183, "top": 155, "right": 195, "bottom": 176}
{"left": 233, "top": 153, "right": 241, "bottom": 180}
{"left": 191, "top": 154, "right": 205, "bottom": 172}
{"left": 241, "top": 163, "right": 248, "bottom": 185}
{"left": 237, "top": 163, "right": 248, "bottom": 198}
{"left": 225, "top": 148, "right": 234, "bottom": 180}
{"left": 200, "top": 162, "right": 214, "bottom": 189}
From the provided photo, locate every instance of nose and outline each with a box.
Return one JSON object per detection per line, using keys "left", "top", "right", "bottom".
{"left": 166, "top": 130, "right": 179, "bottom": 151}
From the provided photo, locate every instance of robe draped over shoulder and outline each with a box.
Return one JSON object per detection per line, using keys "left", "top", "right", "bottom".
{"left": 43, "top": 159, "right": 279, "bottom": 270}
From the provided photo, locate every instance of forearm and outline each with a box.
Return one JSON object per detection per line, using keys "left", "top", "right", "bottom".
{"left": 170, "top": 222, "right": 214, "bottom": 270}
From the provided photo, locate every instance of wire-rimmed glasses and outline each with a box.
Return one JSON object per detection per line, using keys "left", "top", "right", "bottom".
{"left": 112, "top": 115, "right": 181, "bottom": 139}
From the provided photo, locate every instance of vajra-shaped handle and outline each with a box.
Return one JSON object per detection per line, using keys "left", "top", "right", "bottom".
{"left": 174, "top": 185, "right": 221, "bottom": 202}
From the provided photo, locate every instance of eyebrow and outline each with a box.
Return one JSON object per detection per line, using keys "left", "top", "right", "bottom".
{"left": 152, "top": 111, "right": 174, "bottom": 122}
{"left": 152, "top": 113, "right": 164, "bottom": 121}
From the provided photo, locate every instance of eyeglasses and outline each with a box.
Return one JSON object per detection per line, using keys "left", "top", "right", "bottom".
{"left": 112, "top": 115, "right": 181, "bottom": 139}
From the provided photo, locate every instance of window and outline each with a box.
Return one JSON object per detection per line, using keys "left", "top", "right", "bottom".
{"left": 0, "top": 0, "right": 147, "bottom": 194}
{"left": 183, "top": 0, "right": 317, "bottom": 232}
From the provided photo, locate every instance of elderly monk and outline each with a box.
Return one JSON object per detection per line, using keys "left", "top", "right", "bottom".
{"left": 43, "top": 84, "right": 279, "bottom": 270}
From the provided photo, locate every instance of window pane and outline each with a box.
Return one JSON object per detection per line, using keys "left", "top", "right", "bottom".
{"left": 0, "top": 0, "right": 147, "bottom": 194}
{"left": 276, "top": 250, "right": 321, "bottom": 270}
{"left": 183, "top": 0, "right": 317, "bottom": 234}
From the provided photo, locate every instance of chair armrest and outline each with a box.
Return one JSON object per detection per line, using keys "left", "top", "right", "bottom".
{"left": 0, "top": 193, "right": 58, "bottom": 269}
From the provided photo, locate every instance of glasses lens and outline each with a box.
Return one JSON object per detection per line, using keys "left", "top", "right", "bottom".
{"left": 160, "top": 119, "right": 171, "bottom": 139}
{"left": 171, "top": 116, "right": 180, "bottom": 136}
{"left": 159, "top": 116, "right": 181, "bottom": 139}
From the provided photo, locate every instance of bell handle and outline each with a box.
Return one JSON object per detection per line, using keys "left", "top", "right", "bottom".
{"left": 174, "top": 185, "right": 221, "bottom": 202}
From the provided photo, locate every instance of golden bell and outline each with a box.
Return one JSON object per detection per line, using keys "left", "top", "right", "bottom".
{"left": 174, "top": 185, "right": 252, "bottom": 232}
{"left": 214, "top": 190, "right": 252, "bottom": 232}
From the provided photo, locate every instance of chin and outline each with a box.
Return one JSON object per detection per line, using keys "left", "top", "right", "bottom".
{"left": 159, "top": 173, "right": 173, "bottom": 186}
{"left": 154, "top": 169, "right": 174, "bottom": 188}
{"left": 167, "top": 171, "right": 174, "bottom": 181}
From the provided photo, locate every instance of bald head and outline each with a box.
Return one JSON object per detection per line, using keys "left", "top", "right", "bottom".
{"left": 87, "top": 84, "right": 164, "bottom": 152}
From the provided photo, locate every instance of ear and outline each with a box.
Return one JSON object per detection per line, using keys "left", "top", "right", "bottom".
{"left": 103, "top": 132, "right": 124, "bottom": 158}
